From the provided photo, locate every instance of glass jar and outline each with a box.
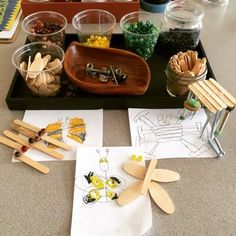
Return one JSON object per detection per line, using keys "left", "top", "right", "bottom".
{"left": 158, "top": 0, "right": 204, "bottom": 56}
{"left": 202, "top": 0, "right": 229, "bottom": 6}
{"left": 165, "top": 62, "right": 207, "bottom": 97}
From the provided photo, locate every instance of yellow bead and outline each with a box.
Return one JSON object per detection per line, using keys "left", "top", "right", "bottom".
{"left": 137, "top": 155, "right": 143, "bottom": 161}
{"left": 130, "top": 154, "right": 136, "bottom": 160}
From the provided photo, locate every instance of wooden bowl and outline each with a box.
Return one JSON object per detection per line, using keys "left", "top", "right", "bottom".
{"left": 64, "top": 41, "right": 151, "bottom": 95}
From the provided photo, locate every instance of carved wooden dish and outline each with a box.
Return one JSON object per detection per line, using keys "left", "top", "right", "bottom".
{"left": 64, "top": 42, "right": 151, "bottom": 95}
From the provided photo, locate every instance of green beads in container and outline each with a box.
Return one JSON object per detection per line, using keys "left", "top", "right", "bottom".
{"left": 120, "top": 12, "right": 162, "bottom": 60}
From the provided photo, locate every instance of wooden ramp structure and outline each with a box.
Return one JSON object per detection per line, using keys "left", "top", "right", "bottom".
{"left": 181, "top": 78, "right": 236, "bottom": 157}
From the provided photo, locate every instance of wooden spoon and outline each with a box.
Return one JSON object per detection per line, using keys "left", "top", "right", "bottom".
{"left": 117, "top": 180, "right": 143, "bottom": 206}
{"left": 149, "top": 181, "right": 175, "bottom": 214}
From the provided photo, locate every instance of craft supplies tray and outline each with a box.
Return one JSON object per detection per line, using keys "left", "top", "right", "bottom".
{"left": 5, "top": 34, "right": 215, "bottom": 110}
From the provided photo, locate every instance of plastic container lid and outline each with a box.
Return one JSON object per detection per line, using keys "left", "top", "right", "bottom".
{"left": 140, "top": 0, "right": 171, "bottom": 13}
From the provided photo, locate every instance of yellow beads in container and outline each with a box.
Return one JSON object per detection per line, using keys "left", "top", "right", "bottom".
{"left": 83, "top": 35, "right": 110, "bottom": 48}
{"left": 72, "top": 9, "right": 116, "bottom": 49}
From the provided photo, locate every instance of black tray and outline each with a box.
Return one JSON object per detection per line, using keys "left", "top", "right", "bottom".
{"left": 5, "top": 34, "right": 215, "bottom": 110}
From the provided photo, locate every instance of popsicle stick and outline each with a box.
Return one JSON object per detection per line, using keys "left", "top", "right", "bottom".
{"left": 188, "top": 84, "right": 217, "bottom": 113}
{"left": 0, "top": 136, "right": 49, "bottom": 174}
{"left": 149, "top": 182, "right": 175, "bottom": 214}
{"left": 152, "top": 169, "right": 180, "bottom": 183}
{"left": 117, "top": 181, "right": 143, "bottom": 206}
{"left": 141, "top": 159, "right": 157, "bottom": 195}
{"left": 0, "top": 135, "right": 22, "bottom": 150}
{"left": 13, "top": 119, "right": 71, "bottom": 151}
{"left": 122, "top": 163, "right": 146, "bottom": 180}
{"left": 204, "top": 80, "right": 233, "bottom": 108}
{"left": 32, "top": 142, "right": 64, "bottom": 160}
{"left": 198, "top": 81, "right": 227, "bottom": 109}
{"left": 3, "top": 130, "right": 64, "bottom": 160}
{"left": 17, "top": 155, "right": 49, "bottom": 174}
{"left": 218, "top": 110, "right": 231, "bottom": 133}
{"left": 209, "top": 78, "right": 236, "bottom": 107}
{"left": 192, "top": 83, "right": 222, "bottom": 111}
{"left": 11, "top": 123, "right": 35, "bottom": 138}
{"left": 3, "top": 130, "right": 30, "bottom": 147}
{"left": 14, "top": 119, "right": 40, "bottom": 133}
{"left": 41, "top": 135, "right": 71, "bottom": 151}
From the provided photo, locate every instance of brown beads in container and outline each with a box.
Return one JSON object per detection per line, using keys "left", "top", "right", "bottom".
{"left": 22, "top": 11, "right": 67, "bottom": 47}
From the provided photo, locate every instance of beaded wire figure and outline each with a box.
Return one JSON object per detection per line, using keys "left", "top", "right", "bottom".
{"left": 180, "top": 78, "right": 236, "bottom": 157}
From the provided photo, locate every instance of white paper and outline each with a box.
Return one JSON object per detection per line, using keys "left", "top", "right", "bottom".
{"left": 128, "top": 108, "right": 217, "bottom": 159}
{"left": 71, "top": 147, "right": 152, "bottom": 236}
{"left": 13, "top": 110, "right": 103, "bottom": 162}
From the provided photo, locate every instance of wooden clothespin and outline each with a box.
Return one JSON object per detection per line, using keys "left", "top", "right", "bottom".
{"left": 3, "top": 130, "right": 64, "bottom": 160}
{"left": 117, "top": 159, "right": 180, "bottom": 214}
{"left": 0, "top": 135, "right": 49, "bottom": 174}
{"left": 13, "top": 119, "right": 72, "bottom": 151}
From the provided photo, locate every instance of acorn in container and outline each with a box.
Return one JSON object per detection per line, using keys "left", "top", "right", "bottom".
{"left": 165, "top": 50, "right": 207, "bottom": 97}
{"left": 22, "top": 11, "right": 67, "bottom": 47}
{"left": 12, "top": 42, "right": 64, "bottom": 97}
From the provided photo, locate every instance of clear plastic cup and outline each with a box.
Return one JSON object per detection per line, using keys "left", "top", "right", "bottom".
{"left": 22, "top": 11, "right": 67, "bottom": 47}
{"left": 12, "top": 42, "right": 65, "bottom": 97}
{"left": 120, "top": 11, "right": 162, "bottom": 60}
{"left": 72, "top": 9, "right": 116, "bottom": 48}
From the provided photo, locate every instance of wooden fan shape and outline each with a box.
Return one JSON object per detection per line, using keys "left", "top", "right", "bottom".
{"left": 117, "top": 159, "right": 180, "bottom": 214}
{"left": 64, "top": 42, "right": 151, "bottom": 95}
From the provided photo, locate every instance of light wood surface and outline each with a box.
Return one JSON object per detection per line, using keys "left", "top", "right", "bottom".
{"left": 13, "top": 119, "right": 72, "bottom": 151}
{"left": 141, "top": 159, "right": 157, "bottom": 195}
{"left": 17, "top": 155, "right": 49, "bottom": 174}
{"left": 0, "top": 135, "right": 49, "bottom": 174}
{"left": 117, "top": 181, "right": 143, "bottom": 206}
{"left": 188, "top": 79, "right": 236, "bottom": 113}
{"left": 3, "top": 130, "right": 64, "bottom": 160}
{"left": 122, "top": 162, "right": 146, "bottom": 180}
{"left": 152, "top": 169, "right": 180, "bottom": 183}
{"left": 149, "top": 182, "right": 175, "bottom": 215}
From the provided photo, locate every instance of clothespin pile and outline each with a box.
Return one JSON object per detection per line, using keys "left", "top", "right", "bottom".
{"left": 0, "top": 119, "right": 72, "bottom": 173}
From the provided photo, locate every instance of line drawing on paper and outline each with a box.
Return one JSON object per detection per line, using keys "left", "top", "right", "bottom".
{"left": 75, "top": 148, "right": 126, "bottom": 206}
{"left": 44, "top": 116, "right": 86, "bottom": 148}
{"left": 131, "top": 109, "right": 211, "bottom": 158}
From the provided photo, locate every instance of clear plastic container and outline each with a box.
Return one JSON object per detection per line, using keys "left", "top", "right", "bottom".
{"left": 12, "top": 42, "right": 64, "bottom": 97}
{"left": 72, "top": 9, "right": 116, "bottom": 48}
{"left": 158, "top": 0, "right": 204, "bottom": 56}
{"left": 120, "top": 11, "right": 162, "bottom": 60}
{"left": 22, "top": 11, "right": 67, "bottom": 47}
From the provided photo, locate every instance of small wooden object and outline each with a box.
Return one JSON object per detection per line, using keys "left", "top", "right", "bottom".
{"left": 117, "top": 159, "right": 180, "bottom": 214}
{"left": 188, "top": 79, "right": 236, "bottom": 114}
{"left": 3, "top": 130, "right": 64, "bottom": 160}
{"left": 64, "top": 42, "right": 151, "bottom": 95}
{"left": 13, "top": 119, "right": 71, "bottom": 151}
{"left": 181, "top": 78, "right": 236, "bottom": 157}
{"left": 0, "top": 136, "right": 49, "bottom": 174}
